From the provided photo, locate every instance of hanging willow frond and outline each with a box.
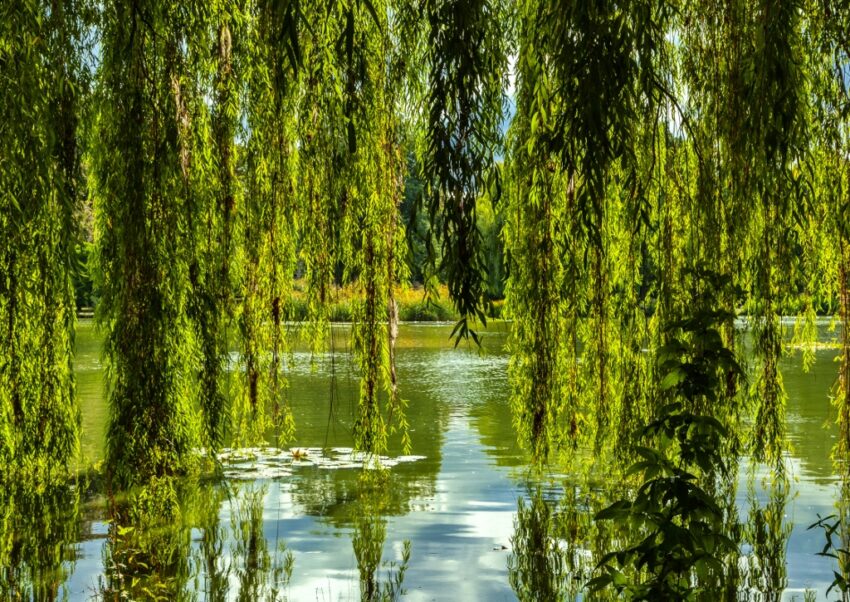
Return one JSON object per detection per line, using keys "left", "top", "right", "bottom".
{"left": 0, "top": 0, "right": 83, "bottom": 480}
{"left": 421, "top": 0, "right": 511, "bottom": 344}
{"left": 91, "top": 0, "right": 208, "bottom": 486}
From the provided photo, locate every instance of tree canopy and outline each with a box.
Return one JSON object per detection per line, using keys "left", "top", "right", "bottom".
{"left": 2, "top": 0, "right": 850, "bottom": 485}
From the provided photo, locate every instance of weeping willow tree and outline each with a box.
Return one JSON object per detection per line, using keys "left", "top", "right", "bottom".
{"left": 231, "top": 0, "right": 302, "bottom": 448}
{"left": 808, "top": 0, "right": 850, "bottom": 468}
{"left": 0, "top": 0, "right": 83, "bottom": 479}
{"left": 342, "top": 0, "right": 411, "bottom": 455}
{"left": 6, "top": 0, "right": 850, "bottom": 493}
{"left": 191, "top": 1, "right": 244, "bottom": 452}
{"left": 742, "top": 0, "right": 807, "bottom": 471}
{"left": 84, "top": 0, "right": 415, "bottom": 481}
{"left": 506, "top": 0, "right": 668, "bottom": 461}
{"left": 501, "top": 0, "right": 828, "bottom": 475}
{"left": 90, "top": 0, "right": 212, "bottom": 485}
{"left": 807, "top": 4, "right": 850, "bottom": 593}
{"left": 673, "top": 0, "right": 750, "bottom": 461}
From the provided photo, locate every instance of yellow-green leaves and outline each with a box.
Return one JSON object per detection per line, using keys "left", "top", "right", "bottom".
{"left": 0, "top": 0, "right": 82, "bottom": 482}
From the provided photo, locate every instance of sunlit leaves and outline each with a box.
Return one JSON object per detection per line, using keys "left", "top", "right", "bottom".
{"left": 0, "top": 0, "right": 83, "bottom": 480}
{"left": 91, "top": 0, "right": 208, "bottom": 485}
{"left": 6, "top": 0, "right": 850, "bottom": 495}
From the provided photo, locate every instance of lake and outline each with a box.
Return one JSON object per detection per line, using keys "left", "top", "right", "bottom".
{"left": 3, "top": 319, "right": 846, "bottom": 600}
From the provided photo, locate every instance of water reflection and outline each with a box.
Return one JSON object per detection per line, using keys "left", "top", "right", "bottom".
{"left": 718, "top": 473, "right": 746, "bottom": 601}
{"left": 0, "top": 481, "right": 80, "bottom": 601}
{"left": 98, "top": 477, "right": 194, "bottom": 600}
{"left": 508, "top": 485, "right": 586, "bottom": 602}
{"left": 95, "top": 479, "right": 298, "bottom": 601}
{"left": 507, "top": 468, "right": 757, "bottom": 601}
{"left": 742, "top": 477, "right": 791, "bottom": 601}
{"left": 196, "top": 481, "right": 230, "bottom": 602}
{"left": 352, "top": 471, "right": 411, "bottom": 601}
{"left": 22, "top": 322, "right": 850, "bottom": 597}
{"left": 226, "top": 485, "right": 294, "bottom": 602}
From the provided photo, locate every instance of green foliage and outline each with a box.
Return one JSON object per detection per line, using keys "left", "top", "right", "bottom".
{"left": 656, "top": 309, "right": 744, "bottom": 416}
{"left": 397, "top": 298, "right": 456, "bottom": 322}
{"left": 399, "top": 156, "right": 431, "bottom": 285}
{"left": 191, "top": 2, "right": 245, "bottom": 452}
{"left": 810, "top": 515, "right": 850, "bottom": 597}
{"left": 233, "top": 0, "right": 301, "bottom": 449}
{"left": 90, "top": 0, "right": 210, "bottom": 486}
{"left": 807, "top": 476, "right": 850, "bottom": 600}
{"left": 0, "top": 0, "right": 83, "bottom": 480}
{"left": 419, "top": 0, "right": 511, "bottom": 344}
{"left": 477, "top": 176, "right": 507, "bottom": 301}
{"left": 5, "top": 0, "right": 850, "bottom": 495}
{"left": 588, "top": 307, "right": 743, "bottom": 599}
{"left": 505, "top": 0, "right": 669, "bottom": 463}
{"left": 73, "top": 240, "right": 98, "bottom": 309}
{"left": 588, "top": 411, "right": 737, "bottom": 599}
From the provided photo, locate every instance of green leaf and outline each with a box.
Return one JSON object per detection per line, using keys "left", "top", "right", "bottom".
{"left": 659, "top": 367, "right": 686, "bottom": 390}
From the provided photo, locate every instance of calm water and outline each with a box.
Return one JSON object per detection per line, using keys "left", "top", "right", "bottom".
{"left": 5, "top": 320, "right": 848, "bottom": 600}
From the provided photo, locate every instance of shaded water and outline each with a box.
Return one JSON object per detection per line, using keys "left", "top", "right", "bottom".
{"left": 3, "top": 320, "right": 847, "bottom": 600}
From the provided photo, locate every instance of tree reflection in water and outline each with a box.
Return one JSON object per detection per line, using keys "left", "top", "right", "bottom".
{"left": 743, "top": 476, "right": 790, "bottom": 601}
{"left": 508, "top": 484, "right": 586, "bottom": 601}
{"left": 196, "top": 478, "right": 230, "bottom": 602}
{"left": 508, "top": 469, "right": 755, "bottom": 600}
{"left": 95, "top": 478, "right": 296, "bottom": 601}
{"left": 352, "top": 469, "right": 411, "bottom": 602}
{"left": 98, "top": 477, "right": 194, "bottom": 601}
{"left": 0, "top": 480, "right": 80, "bottom": 601}
{"left": 227, "top": 484, "right": 293, "bottom": 602}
